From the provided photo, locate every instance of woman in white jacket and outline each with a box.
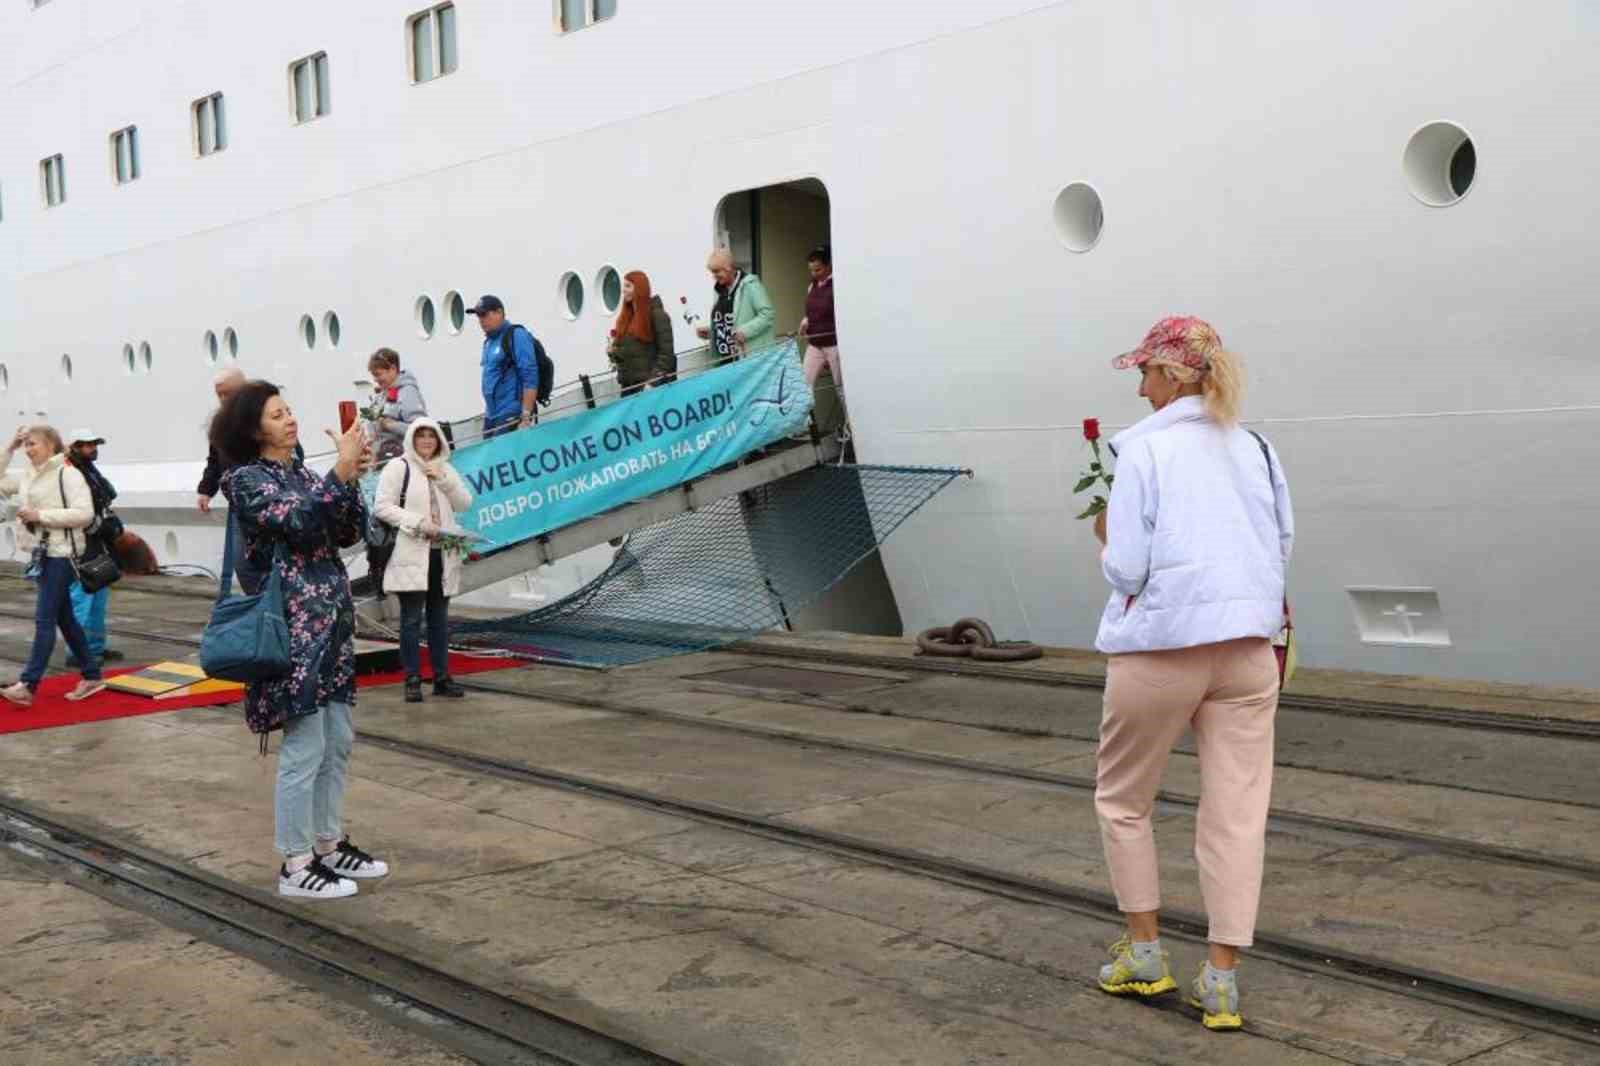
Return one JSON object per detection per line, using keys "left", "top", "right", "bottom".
{"left": 1087, "top": 317, "right": 1292, "bottom": 1033}
{"left": 374, "top": 419, "right": 473, "bottom": 702}
{"left": 1, "top": 425, "right": 107, "bottom": 705}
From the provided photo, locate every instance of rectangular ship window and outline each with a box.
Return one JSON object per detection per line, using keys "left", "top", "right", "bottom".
{"left": 111, "top": 126, "right": 140, "bottom": 184}
{"left": 290, "top": 52, "right": 331, "bottom": 123}
{"left": 558, "top": 0, "right": 616, "bottom": 33}
{"left": 409, "top": 3, "right": 456, "bottom": 83}
{"left": 194, "top": 92, "right": 227, "bottom": 156}
{"left": 40, "top": 154, "right": 65, "bottom": 207}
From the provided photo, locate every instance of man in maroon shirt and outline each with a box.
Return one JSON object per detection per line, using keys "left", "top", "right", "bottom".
{"left": 799, "top": 246, "right": 842, "bottom": 401}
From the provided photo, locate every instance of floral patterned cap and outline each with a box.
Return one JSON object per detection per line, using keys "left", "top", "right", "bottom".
{"left": 1111, "top": 316, "right": 1222, "bottom": 371}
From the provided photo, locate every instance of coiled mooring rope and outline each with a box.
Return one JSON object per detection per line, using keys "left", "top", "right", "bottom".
{"left": 915, "top": 617, "right": 1043, "bottom": 662}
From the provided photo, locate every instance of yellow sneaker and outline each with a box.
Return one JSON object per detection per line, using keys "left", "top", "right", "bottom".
{"left": 1188, "top": 964, "right": 1244, "bottom": 1031}
{"left": 1097, "top": 935, "right": 1177, "bottom": 997}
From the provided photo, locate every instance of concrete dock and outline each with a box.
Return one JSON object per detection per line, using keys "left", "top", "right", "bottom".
{"left": 2, "top": 573, "right": 1597, "bottom": 1064}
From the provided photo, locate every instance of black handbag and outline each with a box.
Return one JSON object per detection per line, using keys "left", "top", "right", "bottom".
{"left": 363, "top": 462, "right": 411, "bottom": 593}
{"left": 56, "top": 469, "right": 121, "bottom": 593}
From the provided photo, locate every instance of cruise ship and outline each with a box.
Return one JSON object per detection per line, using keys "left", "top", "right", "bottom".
{"left": 3, "top": 1, "right": 1596, "bottom": 686}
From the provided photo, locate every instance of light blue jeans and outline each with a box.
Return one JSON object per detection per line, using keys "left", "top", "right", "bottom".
{"left": 68, "top": 582, "right": 109, "bottom": 659}
{"left": 274, "top": 701, "right": 354, "bottom": 858}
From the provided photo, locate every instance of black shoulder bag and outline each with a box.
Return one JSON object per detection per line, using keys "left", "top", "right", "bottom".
{"left": 364, "top": 462, "right": 410, "bottom": 589}
{"left": 57, "top": 469, "right": 121, "bottom": 593}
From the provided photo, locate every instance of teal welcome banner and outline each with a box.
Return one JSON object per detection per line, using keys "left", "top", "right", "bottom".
{"left": 448, "top": 341, "right": 808, "bottom": 551}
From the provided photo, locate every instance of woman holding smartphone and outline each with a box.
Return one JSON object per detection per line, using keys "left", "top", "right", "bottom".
{"left": 212, "top": 383, "right": 387, "bottom": 900}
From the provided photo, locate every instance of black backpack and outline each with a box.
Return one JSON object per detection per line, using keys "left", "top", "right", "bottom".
{"left": 501, "top": 324, "right": 555, "bottom": 408}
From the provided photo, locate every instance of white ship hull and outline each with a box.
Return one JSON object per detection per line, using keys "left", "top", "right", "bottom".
{"left": 3, "top": 1, "right": 1597, "bottom": 684}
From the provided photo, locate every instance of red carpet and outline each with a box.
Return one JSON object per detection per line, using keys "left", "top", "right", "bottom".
{"left": 0, "top": 652, "right": 527, "bottom": 736}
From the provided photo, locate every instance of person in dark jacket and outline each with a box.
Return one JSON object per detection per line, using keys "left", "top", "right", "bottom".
{"left": 200, "top": 367, "right": 301, "bottom": 593}
{"left": 212, "top": 380, "right": 389, "bottom": 901}
{"left": 800, "top": 246, "right": 842, "bottom": 395}
{"left": 64, "top": 428, "right": 123, "bottom": 666}
{"left": 607, "top": 271, "right": 676, "bottom": 396}
{"left": 197, "top": 368, "right": 247, "bottom": 513}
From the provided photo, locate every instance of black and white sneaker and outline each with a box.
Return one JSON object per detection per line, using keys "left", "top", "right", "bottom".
{"left": 278, "top": 858, "right": 357, "bottom": 900}
{"left": 318, "top": 837, "right": 390, "bottom": 880}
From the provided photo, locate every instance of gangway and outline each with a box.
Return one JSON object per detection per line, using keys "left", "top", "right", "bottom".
{"left": 356, "top": 344, "right": 960, "bottom": 665}
{"left": 356, "top": 341, "right": 964, "bottom": 666}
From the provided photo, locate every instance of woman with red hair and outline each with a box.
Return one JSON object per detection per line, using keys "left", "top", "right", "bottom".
{"left": 607, "top": 271, "right": 675, "bottom": 396}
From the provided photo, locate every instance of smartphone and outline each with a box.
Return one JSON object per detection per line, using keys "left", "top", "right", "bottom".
{"left": 338, "top": 400, "right": 358, "bottom": 433}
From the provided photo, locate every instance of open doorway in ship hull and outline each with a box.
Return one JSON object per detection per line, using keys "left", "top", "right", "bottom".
{"left": 716, "top": 178, "right": 900, "bottom": 637}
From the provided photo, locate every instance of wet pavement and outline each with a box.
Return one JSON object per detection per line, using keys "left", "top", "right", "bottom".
{"left": 2, "top": 573, "right": 1597, "bottom": 1064}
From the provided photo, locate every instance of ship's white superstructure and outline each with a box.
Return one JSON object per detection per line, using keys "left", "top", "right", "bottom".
{"left": 3, "top": 1, "right": 1597, "bottom": 685}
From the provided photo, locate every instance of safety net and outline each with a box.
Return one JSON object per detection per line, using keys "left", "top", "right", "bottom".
{"left": 447, "top": 463, "right": 966, "bottom": 668}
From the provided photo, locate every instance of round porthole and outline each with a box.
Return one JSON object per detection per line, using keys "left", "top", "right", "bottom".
{"left": 416, "top": 295, "right": 436, "bottom": 339}
{"left": 60, "top": 354, "right": 73, "bottom": 383}
{"left": 597, "top": 266, "right": 622, "bottom": 313}
{"left": 560, "top": 271, "right": 584, "bottom": 320}
{"left": 123, "top": 343, "right": 137, "bottom": 375}
{"left": 1053, "top": 182, "right": 1105, "bottom": 253}
{"left": 224, "top": 327, "right": 239, "bottom": 360}
{"left": 300, "top": 314, "right": 317, "bottom": 350}
{"left": 445, "top": 291, "right": 465, "bottom": 334}
{"left": 324, "top": 311, "right": 342, "bottom": 349}
{"left": 0, "top": 364, "right": 9, "bottom": 392}
{"left": 1403, "top": 121, "right": 1477, "bottom": 207}
{"left": 163, "top": 531, "right": 179, "bottom": 560}
{"left": 140, "top": 341, "right": 153, "bottom": 373}
{"left": 204, "top": 330, "right": 219, "bottom": 364}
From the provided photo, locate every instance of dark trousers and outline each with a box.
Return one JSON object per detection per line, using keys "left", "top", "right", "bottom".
{"left": 23, "top": 556, "right": 100, "bottom": 689}
{"left": 397, "top": 549, "right": 450, "bottom": 680}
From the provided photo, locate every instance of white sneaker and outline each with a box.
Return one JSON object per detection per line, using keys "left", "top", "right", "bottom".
{"left": 65, "top": 679, "right": 107, "bottom": 702}
{"left": 318, "top": 837, "right": 389, "bottom": 880}
{"left": 278, "top": 858, "right": 358, "bottom": 900}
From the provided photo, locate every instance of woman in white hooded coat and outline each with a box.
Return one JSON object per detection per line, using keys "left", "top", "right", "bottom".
{"left": 374, "top": 418, "right": 473, "bottom": 702}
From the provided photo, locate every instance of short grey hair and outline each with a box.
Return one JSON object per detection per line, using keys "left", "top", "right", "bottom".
{"left": 213, "top": 367, "right": 246, "bottom": 387}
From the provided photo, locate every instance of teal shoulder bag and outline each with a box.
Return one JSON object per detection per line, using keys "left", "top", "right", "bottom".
{"left": 199, "top": 515, "right": 291, "bottom": 682}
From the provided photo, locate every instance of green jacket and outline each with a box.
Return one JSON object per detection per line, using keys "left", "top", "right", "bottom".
{"left": 726, "top": 272, "right": 776, "bottom": 354}
{"left": 609, "top": 296, "right": 676, "bottom": 387}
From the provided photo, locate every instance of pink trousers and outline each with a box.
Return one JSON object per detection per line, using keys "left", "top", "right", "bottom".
{"left": 1094, "top": 638, "right": 1278, "bottom": 946}
{"left": 802, "top": 343, "right": 842, "bottom": 390}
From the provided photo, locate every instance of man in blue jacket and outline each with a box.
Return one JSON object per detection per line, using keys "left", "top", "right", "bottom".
{"left": 467, "top": 295, "right": 539, "bottom": 438}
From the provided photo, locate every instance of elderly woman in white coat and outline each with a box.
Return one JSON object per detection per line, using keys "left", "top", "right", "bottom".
{"left": 1, "top": 425, "right": 106, "bottom": 706}
{"left": 374, "top": 418, "right": 473, "bottom": 703}
{"left": 1087, "top": 317, "right": 1292, "bottom": 1033}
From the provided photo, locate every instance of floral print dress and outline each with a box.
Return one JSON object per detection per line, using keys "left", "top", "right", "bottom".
{"left": 223, "top": 458, "right": 367, "bottom": 735}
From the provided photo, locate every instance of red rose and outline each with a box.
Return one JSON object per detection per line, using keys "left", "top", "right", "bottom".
{"left": 1082, "top": 418, "right": 1100, "bottom": 442}
{"left": 386, "top": 387, "right": 399, "bottom": 402}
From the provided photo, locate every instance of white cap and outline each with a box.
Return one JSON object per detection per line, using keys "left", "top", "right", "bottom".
{"left": 67, "top": 427, "right": 105, "bottom": 445}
